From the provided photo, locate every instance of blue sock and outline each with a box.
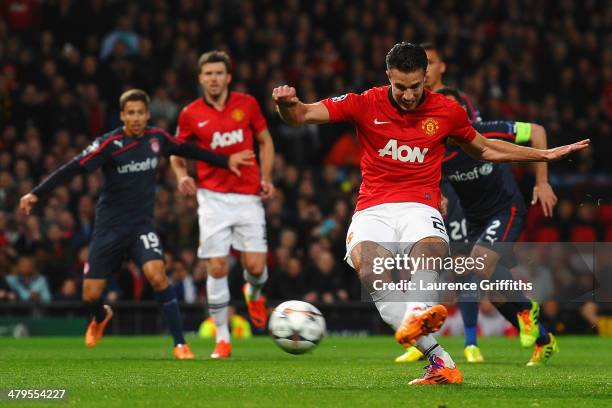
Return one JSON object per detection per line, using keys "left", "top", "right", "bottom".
{"left": 535, "top": 323, "right": 550, "bottom": 345}
{"left": 459, "top": 302, "right": 479, "bottom": 346}
{"left": 457, "top": 273, "right": 479, "bottom": 346}
{"left": 464, "top": 325, "right": 478, "bottom": 347}
{"left": 155, "top": 287, "right": 186, "bottom": 346}
{"left": 85, "top": 300, "right": 106, "bottom": 323}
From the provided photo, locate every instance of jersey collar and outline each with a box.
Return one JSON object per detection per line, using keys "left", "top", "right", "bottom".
{"left": 386, "top": 86, "right": 428, "bottom": 114}
{"left": 203, "top": 91, "right": 232, "bottom": 110}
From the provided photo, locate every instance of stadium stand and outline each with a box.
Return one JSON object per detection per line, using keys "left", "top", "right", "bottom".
{"left": 0, "top": 0, "right": 609, "bottom": 334}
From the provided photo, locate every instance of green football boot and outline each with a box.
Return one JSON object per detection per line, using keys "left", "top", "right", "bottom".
{"left": 527, "top": 333, "right": 559, "bottom": 366}
{"left": 464, "top": 344, "right": 484, "bottom": 363}
{"left": 517, "top": 300, "right": 540, "bottom": 347}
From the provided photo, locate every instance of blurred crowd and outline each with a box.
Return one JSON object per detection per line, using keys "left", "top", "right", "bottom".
{"left": 0, "top": 0, "right": 610, "bottom": 333}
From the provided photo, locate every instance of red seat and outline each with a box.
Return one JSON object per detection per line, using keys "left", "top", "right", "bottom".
{"left": 570, "top": 225, "right": 597, "bottom": 242}
{"left": 599, "top": 205, "right": 612, "bottom": 226}
{"left": 534, "top": 226, "right": 560, "bottom": 242}
{"left": 526, "top": 205, "right": 546, "bottom": 229}
{"left": 606, "top": 227, "right": 612, "bottom": 242}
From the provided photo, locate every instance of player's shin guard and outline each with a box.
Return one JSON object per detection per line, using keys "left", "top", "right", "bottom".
{"left": 85, "top": 300, "right": 107, "bottom": 323}
{"left": 206, "top": 275, "right": 230, "bottom": 343}
{"left": 243, "top": 267, "right": 268, "bottom": 300}
{"left": 155, "top": 286, "right": 186, "bottom": 346}
{"left": 370, "top": 289, "right": 407, "bottom": 330}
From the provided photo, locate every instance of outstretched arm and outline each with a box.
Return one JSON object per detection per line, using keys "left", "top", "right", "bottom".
{"left": 528, "top": 124, "right": 557, "bottom": 216}
{"left": 169, "top": 145, "right": 253, "bottom": 196}
{"left": 456, "top": 132, "right": 589, "bottom": 163}
{"left": 272, "top": 85, "right": 330, "bottom": 125}
{"left": 168, "top": 142, "right": 255, "bottom": 177}
{"left": 21, "top": 159, "right": 85, "bottom": 215}
{"left": 474, "top": 121, "right": 558, "bottom": 216}
{"left": 169, "top": 155, "right": 196, "bottom": 196}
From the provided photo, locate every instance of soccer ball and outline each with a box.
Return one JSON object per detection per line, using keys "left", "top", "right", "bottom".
{"left": 269, "top": 300, "right": 326, "bottom": 354}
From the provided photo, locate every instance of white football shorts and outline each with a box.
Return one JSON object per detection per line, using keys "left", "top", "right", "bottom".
{"left": 196, "top": 188, "right": 267, "bottom": 258}
{"left": 345, "top": 202, "right": 449, "bottom": 268}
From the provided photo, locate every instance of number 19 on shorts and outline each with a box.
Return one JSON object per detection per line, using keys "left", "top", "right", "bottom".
{"left": 140, "top": 232, "right": 160, "bottom": 250}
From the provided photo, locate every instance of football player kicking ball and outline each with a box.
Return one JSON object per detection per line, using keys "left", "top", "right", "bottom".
{"left": 171, "top": 51, "right": 276, "bottom": 359}
{"left": 396, "top": 88, "right": 559, "bottom": 366}
{"left": 19, "top": 89, "right": 254, "bottom": 359}
{"left": 273, "top": 42, "right": 588, "bottom": 384}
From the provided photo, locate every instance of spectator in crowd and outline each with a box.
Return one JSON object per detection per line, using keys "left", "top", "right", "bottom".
{"left": 55, "top": 278, "right": 80, "bottom": 301}
{"left": 6, "top": 255, "right": 51, "bottom": 302}
{"left": 304, "top": 250, "right": 348, "bottom": 304}
{"left": 149, "top": 86, "right": 179, "bottom": 125}
{"left": 269, "top": 256, "right": 309, "bottom": 301}
{"left": 40, "top": 222, "right": 73, "bottom": 291}
{"left": 0, "top": 0, "right": 608, "bottom": 334}
{"left": 172, "top": 259, "right": 197, "bottom": 304}
{"left": 0, "top": 250, "right": 17, "bottom": 301}
{"left": 540, "top": 300, "right": 598, "bottom": 335}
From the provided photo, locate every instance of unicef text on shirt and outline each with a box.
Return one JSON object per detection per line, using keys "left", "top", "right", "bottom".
{"left": 447, "top": 163, "right": 493, "bottom": 182}
{"left": 116, "top": 158, "right": 159, "bottom": 174}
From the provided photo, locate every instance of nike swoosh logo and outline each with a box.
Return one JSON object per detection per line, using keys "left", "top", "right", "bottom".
{"left": 374, "top": 118, "right": 391, "bottom": 125}
{"left": 198, "top": 120, "right": 210, "bottom": 128}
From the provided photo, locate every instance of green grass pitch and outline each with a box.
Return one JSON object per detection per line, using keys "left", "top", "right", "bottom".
{"left": 1, "top": 336, "right": 611, "bottom": 407}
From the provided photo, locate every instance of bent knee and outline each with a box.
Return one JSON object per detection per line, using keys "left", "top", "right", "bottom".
{"left": 243, "top": 255, "right": 267, "bottom": 276}
{"left": 207, "top": 257, "right": 228, "bottom": 278}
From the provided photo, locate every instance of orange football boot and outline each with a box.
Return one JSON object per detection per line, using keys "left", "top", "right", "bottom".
{"left": 85, "top": 305, "right": 113, "bottom": 348}
{"left": 210, "top": 340, "right": 232, "bottom": 359}
{"left": 410, "top": 356, "right": 463, "bottom": 385}
{"left": 242, "top": 283, "right": 268, "bottom": 328}
{"left": 395, "top": 304, "right": 448, "bottom": 346}
{"left": 173, "top": 344, "right": 195, "bottom": 360}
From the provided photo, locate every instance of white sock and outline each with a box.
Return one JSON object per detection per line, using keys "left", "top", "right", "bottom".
{"left": 407, "top": 269, "right": 440, "bottom": 304}
{"left": 371, "top": 289, "right": 407, "bottom": 330}
{"left": 206, "top": 275, "right": 230, "bottom": 343}
{"left": 243, "top": 267, "right": 268, "bottom": 300}
{"left": 416, "top": 335, "right": 456, "bottom": 368}
{"left": 425, "top": 344, "right": 456, "bottom": 369}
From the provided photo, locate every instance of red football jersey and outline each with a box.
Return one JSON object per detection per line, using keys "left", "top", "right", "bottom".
{"left": 321, "top": 87, "right": 476, "bottom": 211}
{"left": 175, "top": 92, "right": 267, "bottom": 195}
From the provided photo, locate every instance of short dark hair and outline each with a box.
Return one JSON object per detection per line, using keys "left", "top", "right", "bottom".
{"left": 437, "top": 87, "right": 466, "bottom": 108}
{"left": 419, "top": 42, "right": 436, "bottom": 51}
{"left": 119, "top": 89, "right": 150, "bottom": 111}
{"left": 198, "top": 50, "right": 232, "bottom": 73}
{"left": 385, "top": 42, "right": 428, "bottom": 73}
{"left": 420, "top": 42, "right": 443, "bottom": 60}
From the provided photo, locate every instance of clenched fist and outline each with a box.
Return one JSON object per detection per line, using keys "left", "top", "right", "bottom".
{"left": 272, "top": 85, "right": 299, "bottom": 107}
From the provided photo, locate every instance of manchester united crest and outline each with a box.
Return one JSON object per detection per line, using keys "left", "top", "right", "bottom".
{"left": 421, "top": 118, "right": 439, "bottom": 136}
{"left": 150, "top": 139, "right": 160, "bottom": 153}
{"left": 231, "top": 109, "right": 245, "bottom": 122}
{"left": 347, "top": 231, "right": 354, "bottom": 245}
